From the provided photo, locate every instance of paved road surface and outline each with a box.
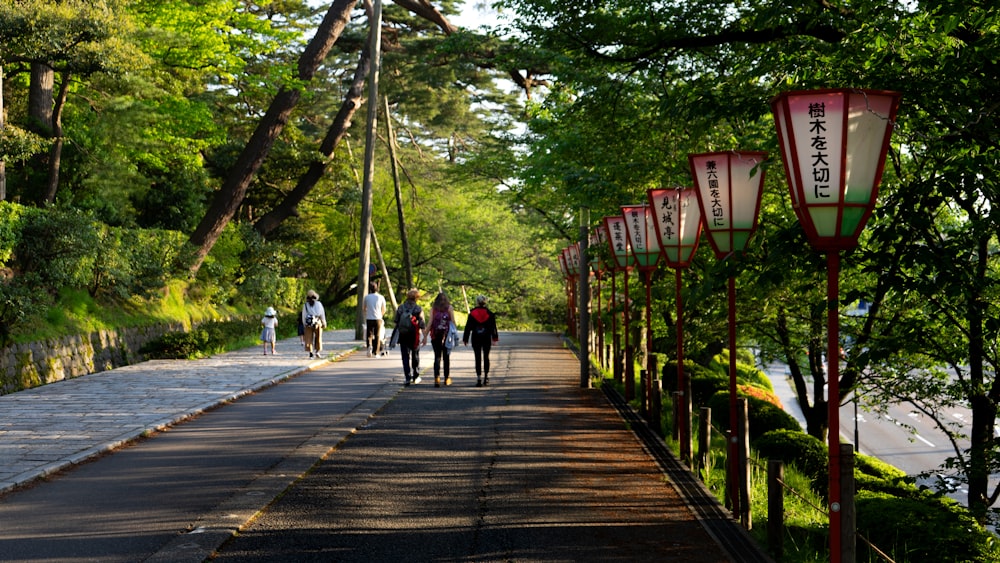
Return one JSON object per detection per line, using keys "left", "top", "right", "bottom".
{"left": 0, "top": 331, "right": 752, "bottom": 562}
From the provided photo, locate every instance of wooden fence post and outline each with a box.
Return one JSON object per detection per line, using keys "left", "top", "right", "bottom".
{"left": 698, "top": 407, "right": 711, "bottom": 480}
{"left": 768, "top": 459, "right": 784, "bottom": 560}
{"left": 639, "top": 369, "right": 647, "bottom": 419}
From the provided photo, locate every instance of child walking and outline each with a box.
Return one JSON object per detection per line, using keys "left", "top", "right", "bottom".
{"left": 261, "top": 307, "right": 278, "bottom": 355}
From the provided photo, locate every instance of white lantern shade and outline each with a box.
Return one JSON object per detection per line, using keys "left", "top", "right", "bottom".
{"left": 648, "top": 188, "right": 703, "bottom": 268}
{"left": 621, "top": 204, "right": 661, "bottom": 270}
{"left": 689, "top": 151, "right": 768, "bottom": 259}
{"left": 603, "top": 215, "right": 635, "bottom": 270}
{"left": 771, "top": 88, "right": 901, "bottom": 251}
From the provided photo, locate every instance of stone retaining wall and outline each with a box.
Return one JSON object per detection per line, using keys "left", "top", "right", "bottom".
{"left": 0, "top": 324, "right": 183, "bottom": 396}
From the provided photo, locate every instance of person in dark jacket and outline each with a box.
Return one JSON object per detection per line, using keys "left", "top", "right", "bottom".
{"left": 393, "top": 288, "right": 426, "bottom": 385}
{"left": 463, "top": 295, "right": 499, "bottom": 387}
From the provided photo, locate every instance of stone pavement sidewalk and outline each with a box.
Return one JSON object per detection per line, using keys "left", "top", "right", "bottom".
{"left": 0, "top": 329, "right": 361, "bottom": 493}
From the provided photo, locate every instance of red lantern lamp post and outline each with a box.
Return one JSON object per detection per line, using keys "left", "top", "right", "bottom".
{"left": 771, "top": 88, "right": 901, "bottom": 563}
{"left": 689, "top": 150, "right": 767, "bottom": 525}
{"left": 648, "top": 188, "right": 703, "bottom": 463}
{"left": 604, "top": 216, "right": 635, "bottom": 392}
{"left": 621, "top": 204, "right": 662, "bottom": 417}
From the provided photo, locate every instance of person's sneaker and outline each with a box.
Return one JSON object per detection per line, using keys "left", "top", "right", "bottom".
{"left": 476, "top": 379, "right": 482, "bottom": 387}
{"left": 445, "top": 377, "right": 452, "bottom": 386}
{"left": 404, "top": 376, "right": 411, "bottom": 386}
{"left": 309, "top": 352, "right": 314, "bottom": 358}
{"left": 367, "top": 350, "right": 373, "bottom": 358}
{"left": 434, "top": 376, "right": 441, "bottom": 387}
{"left": 413, "top": 376, "right": 422, "bottom": 384}
{"left": 482, "top": 377, "right": 489, "bottom": 386}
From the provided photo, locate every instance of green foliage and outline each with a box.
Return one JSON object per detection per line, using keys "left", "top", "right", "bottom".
{"left": 0, "top": 202, "right": 27, "bottom": 264}
{"left": 687, "top": 363, "right": 729, "bottom": 406}
{"left": 708, "top": 390, "right": 802, "bottom": 441}
{"left": 753, "top": 429, "right": 829, "bottom": 496}
{"left": 0, "top": 272, "right": 48, "bottom": 347}
{"left": 14, "top": 207, "right": 100, "bottom": 291}
{"left": 856, "top": 491, "right": 1000, "bottom": 563}
{"left": 138, "top": 317, "right": 257, "bottom": 359}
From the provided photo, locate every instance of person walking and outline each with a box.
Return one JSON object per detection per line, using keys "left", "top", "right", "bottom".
{"left": 422, "top": 292, "right": 455, "bottom": 387}
{"left": 393, "top": 288, "right": 425, "bottom": 385}
{"left": 302, "top": 290, "right": 327, "bottom": 358}
{"left": 363, "top": 281, "right": 387, "bottom": 357}
{"left": 463, "top": 295, "right": 499, "bottom": 386}
{"left": 260, "top": 307, "right": 278, "bottom": 355}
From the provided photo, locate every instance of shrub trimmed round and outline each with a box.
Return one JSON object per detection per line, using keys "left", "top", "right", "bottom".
{"left": 753, "top": 429, "right": 828, "bottom": 496}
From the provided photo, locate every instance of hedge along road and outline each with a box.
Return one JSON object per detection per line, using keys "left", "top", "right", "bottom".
{"left": 0, "top": 332, "right": 733, "bottom": 562}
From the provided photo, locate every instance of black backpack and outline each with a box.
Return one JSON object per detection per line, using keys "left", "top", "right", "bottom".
{"left": 397, "top": 305, "right": 422, "bottom": 341}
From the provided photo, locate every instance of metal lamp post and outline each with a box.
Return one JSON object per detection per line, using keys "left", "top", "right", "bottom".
{"left": 604, "top": 215, "right": 636, "bottom": 398}
{"left": 689, "top": 149, "right": 768, "bottom": 524}
{"left": 558, "top": 249, "right": 572, "bottom": 335}
{"left": 622, "top": 204, "right": 662, "bottom": 417}
{"left": 648, "top": 188, "right": 703, "bottom": 463}
{"left": 771, "top": 87, "right": 901, "bottom": 563}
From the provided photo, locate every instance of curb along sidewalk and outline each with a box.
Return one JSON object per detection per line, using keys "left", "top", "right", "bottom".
{"left": 0, "top": 329, "right": 362, "bottom": 494}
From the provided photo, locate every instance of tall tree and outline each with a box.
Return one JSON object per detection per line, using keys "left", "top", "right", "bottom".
{"left": 186, "top": 0, "right": 359, "bottom": 275}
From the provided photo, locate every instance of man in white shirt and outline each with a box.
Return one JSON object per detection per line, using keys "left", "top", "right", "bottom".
{"left": 363, "top": 281, "right": 387, "bottom": 357}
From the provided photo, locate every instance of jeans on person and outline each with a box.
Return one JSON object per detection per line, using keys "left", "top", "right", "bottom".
{"left": 431, "top": 333, "right": 449, "bottom": 378}
{"left": 472, "top": 340, "right": 492, "bottom": 377}
{"left": 400, "top": 342, "right": 420, "bottom": 380}
{"left": 366, "top": 319, "right": 383, "bottom": 354}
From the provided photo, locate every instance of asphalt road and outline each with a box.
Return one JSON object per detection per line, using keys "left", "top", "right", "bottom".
{"left": 0, "top": 332, "right": 733, "bottom": 563}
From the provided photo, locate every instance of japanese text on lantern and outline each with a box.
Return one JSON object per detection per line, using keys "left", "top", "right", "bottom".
{"left": 659, "top": 196, "right": 675, "bottom": 240}
{"left": 628, "top": 210, "right": 643, "bottom": 248}
{"left": 705, "top": 160, "right": 724, "bottom": 227}
{"left": 808, "top": 102, "right": 831, "bottom": 199}
{"left": 612, "top": 221, "right": 626, "bottom": 253}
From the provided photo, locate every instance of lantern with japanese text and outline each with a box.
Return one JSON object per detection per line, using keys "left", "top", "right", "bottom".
{"left": 771, "top": 87, "right": 901, "bottom": 563}
{"left": 648, "top": 188, "right": 703, "bottom": 462}
{"left": 772, "top": 88, "right": 901, "bottom": 252}
{"left": 620, "top": 204, "right": 661, "bottom": 270}
{"left": 621, "top": 204, "right": 661, "bottom": 414}
{"left": 604, "top": 215, "right": 636, "bottom": 397}
{"left": 689, "top": 151, "right": 768, "bottom": 259}
{"left": 688, "top": 150, "right": 767, "bottom": 526}
{"left": 649, "top": 188, "right": 702, "bottom": 268}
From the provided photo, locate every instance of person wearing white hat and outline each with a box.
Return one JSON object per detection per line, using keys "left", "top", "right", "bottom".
{"left": 260, "top": 306, "right": 278, "bottom": 355}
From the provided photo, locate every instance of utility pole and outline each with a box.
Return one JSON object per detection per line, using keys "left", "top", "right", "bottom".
{"left": 356, "top": 0, "right": 383, "bottom": 340}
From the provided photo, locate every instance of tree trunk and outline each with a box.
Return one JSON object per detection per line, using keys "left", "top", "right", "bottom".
{"left": 966, "top": 236, "right": 993, "bottom": 522}
{"left": 385, "top": 96, "right": 414, "bottom": 290}
{"left": 42, "top": 72, "right": 71, "bottom": 204}
{"left": 253, "top": 43, "right": 372, "bottom": 237}
{"left": 187, "top": 0, "right": 358, "bottom": 275}
{"left": 28, "top": 63, "right": 53, "bottom": 135}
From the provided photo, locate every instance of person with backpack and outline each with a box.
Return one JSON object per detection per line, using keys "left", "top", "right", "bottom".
{"left": 301, "top": 289, "right": 327, "bottom": 358}
{"left": 393, "top": 288, "right": 426, "bottom": 385}
{"left": 422, "top": 292, "right": 456, "bottom": 387}
{"left": 463, "top": 294, "right": 499, "bottom": 387}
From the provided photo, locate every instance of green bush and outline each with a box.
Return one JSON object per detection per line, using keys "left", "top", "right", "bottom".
{"left": 708, "top": 391, "right": 802, "bottom": 441}
{"left": 856, "top": 491, "right": 1000, "bottom": 562}
{"left": 0, "top": 201, "right": 27, "bottom": 264}
{"left": 140, "top": 330, "right": 212, "bottom": 359}
{"left": 753, "top": 429, "right": 829, "bottom": 496}
{"left": 15, "top": 206, "right": 100, "bottom": 292}
{"left": 139, "top": 317, "right": 258, "bottom": 359}
{"left": 689, "top": 363, "right": 728, "bottom": 406}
